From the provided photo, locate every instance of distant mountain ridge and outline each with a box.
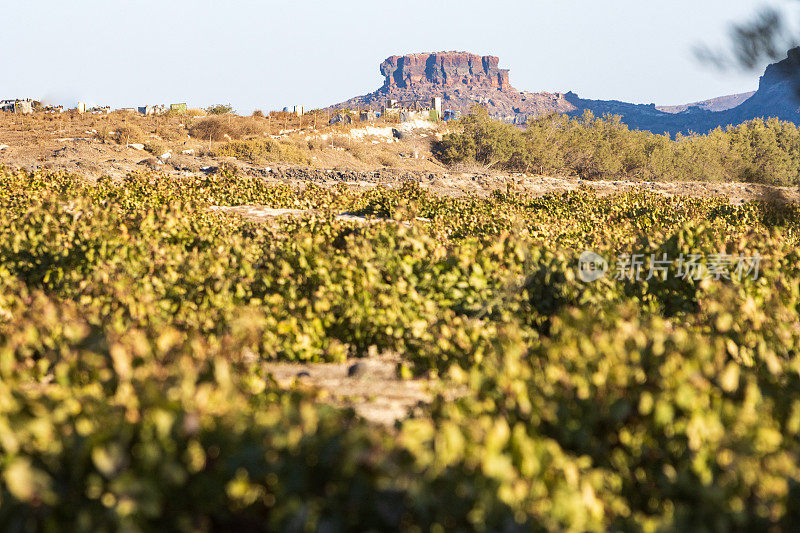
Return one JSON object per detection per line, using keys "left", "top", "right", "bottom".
{"left": 656, "top": 92, "right": 756, "bottom": 114}
{"left": 330, "top": 49, "right": 800, "bottom": 136}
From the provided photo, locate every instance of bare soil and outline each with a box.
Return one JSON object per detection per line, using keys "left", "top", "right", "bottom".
{"left": 264, "top": 353, "right": 438, "bottom": 426}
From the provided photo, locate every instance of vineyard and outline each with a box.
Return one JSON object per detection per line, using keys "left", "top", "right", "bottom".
{"left": 2, "top": 166, "right": 800, "bottom": 531}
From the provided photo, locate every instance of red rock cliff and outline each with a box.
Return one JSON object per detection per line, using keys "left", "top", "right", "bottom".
{"left": 380, "top": 52, "right": 511, "bottom": 91}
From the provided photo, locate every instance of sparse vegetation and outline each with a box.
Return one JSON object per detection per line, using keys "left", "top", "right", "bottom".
{"left": 112, "top": 124, "right": 146, "bottom": 145}
{"left": 188, "top": 116, "right": 271, "bottom": 142}
{"left": 143, "top": 142, "right": 166, "bottom": 157}
{"left": 0, "top": 108, "right": 445, "bottom": 172}
{"left": 189, "top": 117, "right": 238, "bottom": 142}
{"left": 213, "top": 138, "right": 310, "bottom": 164}
{"left": 377, "top": 152, "right": 397, "bottom": 167}
{"left": 205, "top": 103, "right": 234, "bottom": 115}
{"left": 154, "top": 123, "right": 186, "bottom": 142}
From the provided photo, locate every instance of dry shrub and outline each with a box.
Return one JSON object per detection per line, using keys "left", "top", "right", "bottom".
{"left": 345, "top": 144, "right": 366, "bottom": 161}
{"left": 378, "top": 153, "right": 398, "bottom": 167}
{"left": 191, "top": 116, "right": 271, "bottom": 141}
{"left": 138, "top": 157, "right": 161, "bottom": 170}
{"left": 156, "top": 124, "right": 186, "bottom": 141}
{"left": 94, "top": 125, "right": 112, "bottom": 142}
{"left": 306, "top": 138, "right": 327, "bottom": 151}
{"left": 328, "top": 135, "right": 368, "bottom": 161}
{"left": 331, "top": 136, "right": 351, "bottom": 150}
{"left": 144, "top": 142, "right": 166, "bottom": 156}
{"left": 113, "top": 124, "right": 146, "bottom": 144}
{"left": 190, "top": 118, "right": 238, "bottom": 142}
{"left": 214, "top": 138, "right": 310, "bottom": 164}
{"left": 236, "top": 117, "right": 268, "bottom": 137}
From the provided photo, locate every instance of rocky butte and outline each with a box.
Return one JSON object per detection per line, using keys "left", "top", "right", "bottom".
{"left": 333, "top": 51, "right": 576, "bottom": 122}
{"left": 331, "top": 49, "right": 800, "bottom": 136}
{"left": 379, "top": 52, "right": 510, "bottom": 91}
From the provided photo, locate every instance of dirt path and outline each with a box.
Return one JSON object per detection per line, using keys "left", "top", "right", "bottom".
{"left": 264, "top": 354, "right": 439, "bottom": 426}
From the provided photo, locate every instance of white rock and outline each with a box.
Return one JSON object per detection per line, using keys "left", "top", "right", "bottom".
{"left": 129, "top": 143, "right": 145, "bottom": 150}
{"left": 181, "top": 149, "right": 194, "bottom": 155}
{"left": 160, "top": 152, "right": 171, "bottom": 160}
{"left": 0, "top": 145, "right": 8, "bottom": 150}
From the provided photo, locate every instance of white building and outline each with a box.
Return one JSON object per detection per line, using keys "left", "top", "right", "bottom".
{"left": 0, "top": 99, "right": 33, "bottom": 114}
{"left": 138, "top": 105, "right": 168, "bottom": 116}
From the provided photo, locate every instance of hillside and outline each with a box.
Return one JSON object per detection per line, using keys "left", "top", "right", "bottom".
{"left": 331, "top": 50, "right": 800, "bottom": 136}
{"left": 332, "top": 51, "right": 577, "bottom": 123}
{"left": 656, "top": 91, "right": 756, "bottom": 114}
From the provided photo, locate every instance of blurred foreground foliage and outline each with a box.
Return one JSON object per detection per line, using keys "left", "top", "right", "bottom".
{"left": 2, "top": 167, "right": 800, "bottom": 530}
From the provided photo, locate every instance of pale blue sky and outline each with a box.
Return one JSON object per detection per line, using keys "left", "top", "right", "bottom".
{"left": 1, "top": 0, "right": 796, "bottom": 112}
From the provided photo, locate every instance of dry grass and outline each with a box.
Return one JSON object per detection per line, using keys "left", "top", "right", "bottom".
{"left": 144, "top": 142, "right": 166, "bottom": 157}
{"left": 189, "top": 115, "right": 274, "bottom": 141}
{"left": 154, "top": 123, "right": 186, "bottom": 141}
{"left": 214, "top": 138, "right": 311, "bottom": 165}
{"left": 0, "top": 108, "right": 447, "bottom": 174}
{"left": 377, "top": 153, "right": 399, "bottom": 167}
{"left": 113, "top": 124, "right": 146, "bottom": 144}
{"left": 189, "top": 118, "right": 238, "bottom": 142}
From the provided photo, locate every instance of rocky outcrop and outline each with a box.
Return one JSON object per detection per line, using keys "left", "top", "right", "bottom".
{"left": 379, "top": 52, "right": 511, "bottom": 91}
{"left": 330, "top": 49, "right": 800, "bottom": 136}
{"left": 759, "top": 47, "right": 800, "bottom": 91}
{"left": 332, "top": 51, "right": 573, "bottom": 123}
{"left": 331, "top": 51, "right": 678, "bottom": 126}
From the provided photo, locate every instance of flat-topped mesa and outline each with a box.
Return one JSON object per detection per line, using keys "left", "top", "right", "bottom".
{"left": 380, "top": 52, "right": 511, "bottom": 91}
